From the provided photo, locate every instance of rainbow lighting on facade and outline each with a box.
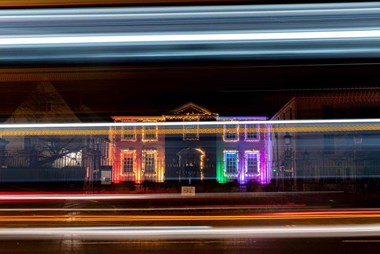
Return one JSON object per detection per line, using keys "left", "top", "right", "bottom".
{"left": 195, "top": 148, "right": 206, "bottom": 180}
{"left": 110, "top": 104, "right": 272, "bottom": 185}
{"left": 142, "top": 150, "right": 158, "bottom": 181}
{"left": 217, "top": 116, "right": 271, "bottom": 185}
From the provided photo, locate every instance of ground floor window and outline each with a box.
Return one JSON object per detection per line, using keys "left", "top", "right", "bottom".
{"left": 143, "top": 150, "right": 157, "bottom": 174}
{"left": 245, "top": 151, "right": 259, "bottom": 174}
{"left": 120, "top": 150, "right": 136, "bottom": 174}
{"left": 224, "top": 150, "right": 238, "bottom": 175}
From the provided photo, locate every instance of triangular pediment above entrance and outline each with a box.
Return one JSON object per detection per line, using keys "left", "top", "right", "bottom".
{"left": 166, "top": 102, "right": 218, "bottom": 117}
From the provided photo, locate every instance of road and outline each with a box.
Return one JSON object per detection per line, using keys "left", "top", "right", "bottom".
{"left": 1, "top": 237, "right": 380, "bottom": 254}
{"left": 0, "top": 191, "right": 379, "bottom": 253}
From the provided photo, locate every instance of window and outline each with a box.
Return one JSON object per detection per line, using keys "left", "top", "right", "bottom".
{"left": 143, "top": 150, "right": 157, "bottom": 174}
{"left": 121, "top": 126, "right": 136, "bottom": 141}
{"left": 224, "top": 151, "right": 238, "bottom": 175}
{"left": 245, "top": 152, "right": 259, "bottom": 174}
{"left": 143, "top": 125, "right": 158, "bottom": 141}
{"left": 224, "top": 124, "right": 239, "bottom": 141}
{"left": 245, "top": 124, "right": 259, "bottom": 141}
{"left": 324, "top": 134, "right": 335, "bottom": 154}
{"left": 24, "top": 137, "right": 33, "bottom": 150}
{"left": 37, "top": 102, "right": 52, "bottom": 112}
{"left": 120, "top": 151, "right": 135, "bottom": 174}
{"left": 183, "top": 124, "right": 199, "bottom": 140}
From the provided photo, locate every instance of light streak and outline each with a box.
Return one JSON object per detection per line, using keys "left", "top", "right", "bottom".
{"left": 0, "top": 191, "right": 343, "bottom": 200}
{"left": 0, "top": 224, "right": 380, "bottom": 240}
{"left": 2, "top": 118, "right": 380, "bottom": 129}
{"left": 1, "top": 30, "right": 380, "bottom": 46}
{"left": 0, "top": 204, "right": 306, "bottom": 212}
{"left": 0, "top": 2, "right": 380, "bottom": 62}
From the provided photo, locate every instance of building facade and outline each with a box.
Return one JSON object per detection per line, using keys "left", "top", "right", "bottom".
{"left": 271, "top": 91, "right": 380, "bottom": 185}
{"left": 0, "top": 80, "right": 110, "bottom": 184}
{"left": 110, "top": 103, "right": 272, "bottom": 185}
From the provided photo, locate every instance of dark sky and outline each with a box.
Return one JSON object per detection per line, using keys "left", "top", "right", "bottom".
{"left": 1, "top": 60, "right": 380, "bottom": 120}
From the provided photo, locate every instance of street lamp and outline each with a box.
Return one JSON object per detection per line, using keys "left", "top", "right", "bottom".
{"left": 353, "top": 134, "right": 362, "bottom": 183}
{"left": 283, "top": 132, "right": 295, "bottom": 190}
{"left": 284, "top": 132, "right": 292, "bottom": 146}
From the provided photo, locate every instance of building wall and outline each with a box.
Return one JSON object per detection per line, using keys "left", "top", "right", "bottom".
{"left": 217, "top": 117, "right": 271, "bottom": 184}
{"left": 110, "top": 119, "right": 165, "bottom": 184}
{"left": 164, "top": 131, "right": 217, "bottom": 181}
{"left": 271, "top": 93, "right": 380, "bottom": 183}
{"left": 110, "top": 104, "right": 272, "bottom": 185}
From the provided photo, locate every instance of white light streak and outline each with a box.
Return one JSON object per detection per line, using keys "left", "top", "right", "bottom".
{"left": 0, "top": 224, "right": 380, "bottom": 240}
{"left": 1, "top": 2, "right": 380, "bottom": 20}
{"left": 0, "top": 119, "right": 380, "bottom": 128}
{"left": 1, "top": 30, "right": 380, "bottom": 46}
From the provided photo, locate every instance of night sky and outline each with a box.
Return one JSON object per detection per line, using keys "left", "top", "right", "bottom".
{"left": 1, "top": 59, "right": 380, "bottom": 121}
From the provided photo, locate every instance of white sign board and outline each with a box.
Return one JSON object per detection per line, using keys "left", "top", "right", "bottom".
{"left": 181, "top": 186, "right": 195, "bottom": 196}
{"left": 101, "top": 171, "right": 112, "bottom": 185}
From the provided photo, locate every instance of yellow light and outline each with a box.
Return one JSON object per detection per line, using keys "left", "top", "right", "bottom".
{"left": 194, "top": 148, "right": 205, "bottom": 180}
{"left": 119, "top": 149, "right": 137, "bottom": 177}
{"left": 142, "top": 149, "right": 158, "bottom": 178}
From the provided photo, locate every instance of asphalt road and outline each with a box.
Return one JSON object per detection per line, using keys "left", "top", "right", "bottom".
{"left": 0, "top": 237, "right": 379, "bottom": 254}
{"left": 0, "top": 191, "right": 379, "bottom": 253}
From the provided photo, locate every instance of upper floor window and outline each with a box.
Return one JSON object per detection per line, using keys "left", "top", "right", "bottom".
{"left": 142, "top": 125, "right": 158, "bottom": 141}
{"left": 224, "top": 151, "right": 238, "bottom": 175}
{"left": 245, "top": 151, "right": 259, "bottom": 174}
{"left": 120, "top": 150, "right": 136, "bottom": 174}
{"left": 245, "top": 124, "right": 259, "bottom": 141}
{"left": 183, "top": 123, "right": 199, "bottom": 140}
{"left": 323, "top": 134, "right": 335, "bottom": 154}
{"left": 121, "top": 126, "right": 136, "bottom": 141}
{"left": 37, "top": 102, "right": 52, "bottom": 112}
{"left": 143, "top": 150, "right": 157, "bottom": 174}
{"left": 224, "top": 124, "right": 239, "bottom": 142}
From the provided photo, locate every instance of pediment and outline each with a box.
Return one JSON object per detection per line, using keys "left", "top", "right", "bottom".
{"left": 169, "top": 103, "right": 216, "bottom": 116}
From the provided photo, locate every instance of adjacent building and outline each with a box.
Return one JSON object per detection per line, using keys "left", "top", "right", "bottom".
{"left": 0, "top": 80, "right": 110, "bottom": 183}
{"left": 271, "top": 90, "right": 380, "bottom": 185}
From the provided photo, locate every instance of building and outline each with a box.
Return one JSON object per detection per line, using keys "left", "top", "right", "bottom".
{"left": 271, "top": 90, "right": 380, "bottom": 186}
{"left": 110, "top": 103, "right": 272, "bottom": 185}
{"left": 0, "top": 80, "right": 110, "bottom": 184}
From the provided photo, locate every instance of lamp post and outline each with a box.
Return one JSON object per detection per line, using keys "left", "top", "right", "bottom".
{"left": 353, "top": 135, "right": 362, "bottom": 184}
{"left": 283, "top": 132, "right": 295, "bottom": 190}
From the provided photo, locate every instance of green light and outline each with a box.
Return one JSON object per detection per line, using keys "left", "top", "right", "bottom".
{"left": 217, "top": 159, "right": 227, "bottom": 183}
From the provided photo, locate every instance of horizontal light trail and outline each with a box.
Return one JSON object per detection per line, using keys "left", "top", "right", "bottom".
{"left": 1, "top": 2, "right": 379, "bottom": 18}
{"left": 0, "top": 124, "right": 379, "bottom": 136}
{"left": 0, "top": 0, "right": 238, "bottom": 8}
{"left": 0, "top": 204, "right": 306, "bottom": 212}
{"left": 0, "top": 191, "right": 343, "bottom": 201}
{"left": 1, "top": 2, "right": 380, "bottom": 62}
{"left": 2, "top": 30, "right": 380, "bottom": 46}
{"left": 2, "top": 118, "right": 380, "bottom": 128}
{"left": 0, "top": 210, "right": 380, "bottom": 223}
{"left": 1, "top": 224, "right": 380, "bottom": 239}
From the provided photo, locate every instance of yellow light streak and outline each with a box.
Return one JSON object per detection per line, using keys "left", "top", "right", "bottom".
{"left": 1, "top": 124, "right": 380, "bottom": 136}
{"left": 0, "top": 213, "right": 379, "bottom": 222}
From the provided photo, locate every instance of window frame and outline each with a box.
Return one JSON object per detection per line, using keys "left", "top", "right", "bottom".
{"left": 223, "top": 124, "right": 239, "bottom": 142}
{"left": 142, "top": 125, "right": 158, "bottom": 142}
{"left": 245, "top": 124, "right": 260, "bottom": 141}
{"left": 120, "top": 150, "right": 136, "bottom": 175}
{"left": 245, "top": 151, "right": 260, "bottom": 175}
{"left": 223, "top": 150, "right": 239, "bottom": 176}
{"left": 121, "top": 126, "right": 137, "bottom": 141}
{"left": 142, "top": 149, "right": 157, "bottom": 175}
